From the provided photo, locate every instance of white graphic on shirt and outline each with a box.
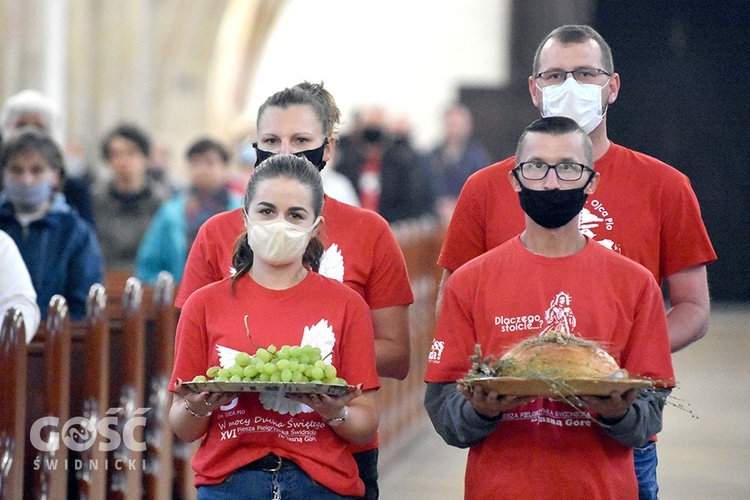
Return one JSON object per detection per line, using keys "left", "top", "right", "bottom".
{"left": 428, "top": 339, "right": 445, "bottom": 363}
{"left": 215, "top": 319, "right": 336, "bottom": 416}
{"left": 318, "top": 243, "right": 345, "bottom": 282}
{"left": 539, "top": 292, "right": 577, "bottom": 336}
{"left": 580, "top": 204, "right": 621, "bottom": 253}
{"left": 495, "top": 314, "right": 545, "bottom": 333}
{"left": 501, "top": 407, "right": 592, "bottom": 428}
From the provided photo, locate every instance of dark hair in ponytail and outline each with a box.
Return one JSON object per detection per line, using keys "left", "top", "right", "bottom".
{"left": 231, "top": 154, "right": 325, "bottom": 289}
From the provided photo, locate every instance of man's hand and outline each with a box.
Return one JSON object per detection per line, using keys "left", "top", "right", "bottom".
{"left": 458, "top": 383, "right": 535, "bottom": 418}
{"left": 579, "top": 388, "right": 637, "bottom": 422}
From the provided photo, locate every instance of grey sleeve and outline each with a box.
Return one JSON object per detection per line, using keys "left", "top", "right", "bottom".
{"left": 598, "top": 388, "right": 672, "bottom": 448}
{"left": 424, "top": 382, "right": 501, "bottom": 448}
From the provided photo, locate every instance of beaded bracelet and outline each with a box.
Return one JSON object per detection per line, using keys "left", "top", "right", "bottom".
{"left": 184, "top": 399, "right": 212, "bottom": 418}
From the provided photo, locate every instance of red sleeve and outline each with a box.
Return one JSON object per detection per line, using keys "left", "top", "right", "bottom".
{"left": 437, "top": 158, "right": 519, "bottom": 273}
{"left": 169, "top": 295, "right": 211, "bottom": 389}
{"left": 336, "top": 294, "right": 380, "bottom": 391}
{"left": 618, "top": 275, "right": 675, "bottom": 385}
{"left": 437, "top": 170, "right": 488, "bottom": 272}
{"left": 659, "top": 174, "right": 716, "bottom": 278}
{"left": 365, "top": 217, "right": 414, "bottom": 309}
{"left": 424, "top": 265, "right": 480, "bottom": 382}
{"left": 175, "top": 226, "right": 213, "bottom": 307}
{"left": 175, "top": 209, "right": 243, "bottom": 307}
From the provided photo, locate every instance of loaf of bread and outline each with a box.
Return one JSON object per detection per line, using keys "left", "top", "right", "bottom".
{"left": 498, "top": 332, "right": 624, "bottom": 379}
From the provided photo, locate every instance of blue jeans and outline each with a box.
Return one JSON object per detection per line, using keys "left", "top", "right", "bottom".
{"left": 633, "top": 441, "right": 659, "bottom": 500}
{"left": 353, "top": 448, "right": 379, "bottom": 499}
{"left": 197, "top": 459, "right": 357, "bottom": 500}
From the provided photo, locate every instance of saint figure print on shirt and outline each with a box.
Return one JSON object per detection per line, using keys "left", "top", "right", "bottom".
{"left": 540, "top": 292, "right": 577, "bottom": 336}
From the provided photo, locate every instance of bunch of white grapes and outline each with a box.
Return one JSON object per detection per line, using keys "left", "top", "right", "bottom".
{"left": 192, "top": 344, "right": 347, "bottom": 385}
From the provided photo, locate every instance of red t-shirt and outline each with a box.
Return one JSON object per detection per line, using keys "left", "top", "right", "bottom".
{"left": 425, "top": 237, "right": 675, "bottom": 499}
{"left": 176, "top": 195, "right": 413, "bottom": 309}
{"left": 438, "top": 142, "right": 717, "bottom": 283}
{"left": 170, "top": 272, "right": 379, "bottom": 496}
{"left": 174, "top": 195, "right": 413, "bottom": 454}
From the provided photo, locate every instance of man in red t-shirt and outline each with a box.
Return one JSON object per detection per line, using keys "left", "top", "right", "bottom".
{"left": 437, "top": 27, "right": 715, "bottom": 498}
{"left": 439, "top": 25, "right": 715, "bottom": 354}
{"left": 425, "top": 116, "right": 674, "bottom": 499}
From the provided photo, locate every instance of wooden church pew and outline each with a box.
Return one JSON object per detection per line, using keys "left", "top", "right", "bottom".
{"left": 107, "top": 277, "right": 146, "bottom": 499}
{"left": 69, "top": 283, "right": 110, "bottom": 499}
{"left": 143, "top": 271, "right": 177, "bottom": 500}
{"left": 0, "top": 308, "right": 27, "bottom": 500}
{"left": 24, "top": 295, "right": 71, "bottom": 500}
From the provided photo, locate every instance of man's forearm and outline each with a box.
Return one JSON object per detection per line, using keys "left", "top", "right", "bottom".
{"left": 667, "top": 300, "right": 709, "bottom": 352}
{"left": 665, "top": 265, "right": 710, "bottom": 352}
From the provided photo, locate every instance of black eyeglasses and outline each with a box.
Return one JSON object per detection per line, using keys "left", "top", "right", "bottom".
{"left": 515, "top": 161, "right": 593, "bottom": 182}
{"left": 535, "top": 67, "right": 611, "bottom": 88}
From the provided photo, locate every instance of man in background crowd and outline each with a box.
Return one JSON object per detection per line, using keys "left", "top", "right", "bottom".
{"left": 92, "top": 123, "right": 169, "bottom": 272}
{"left": 428, "top": 103, "right": 490, "bottom": 225}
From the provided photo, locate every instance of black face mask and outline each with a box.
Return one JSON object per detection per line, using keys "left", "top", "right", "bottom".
{"left": 253, "top": 139, "right": 329, "bottom": 170}
{"left": 515, "top": 171, "right": 593, "bottom": 229}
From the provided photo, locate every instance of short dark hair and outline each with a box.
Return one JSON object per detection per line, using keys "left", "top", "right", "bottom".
{"left": 186, "top": 137, "right": 230, "bottom": 163}
{"left": 516, "top": 116, "right": 594, "bottom": 167}
{"left": 0, "top": 129, "right": 66, "bottom": 189}
{"left": 532, "top": 25, "right": 614, "bottom": 76}
{"left": 101, "top": 123, "right": 151, "bottom": 160}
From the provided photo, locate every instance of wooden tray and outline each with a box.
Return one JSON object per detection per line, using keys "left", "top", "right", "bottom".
{"left": 459, "top": 376, "right": 653, "bottom": 398}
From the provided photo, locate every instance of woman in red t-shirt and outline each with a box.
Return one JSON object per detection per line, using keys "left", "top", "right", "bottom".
{"left": 176, "top": 82, "right": 413, "bottom": 499}
{"left": 169, "top": 154, "right": 379, "bottom": 498}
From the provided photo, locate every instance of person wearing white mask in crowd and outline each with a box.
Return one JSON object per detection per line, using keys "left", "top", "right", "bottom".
{"left": 0, "top": 228, "right": 40, "bottom": 342}
{"left": 169, "top": 154, "right": 379, "bottom": 499}
{"left": 436, "top": 24, "right": 716, "bottom": 500}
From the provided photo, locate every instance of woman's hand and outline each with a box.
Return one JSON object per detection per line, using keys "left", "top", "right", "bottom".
{"left": 173, "top": 378, "right": 237, "bottom": 417}
{"left": 289, "top": 385, "right": 378, "bottom": 445}
{"left": 287, "top": 384, "right": 362, "bottom": 421}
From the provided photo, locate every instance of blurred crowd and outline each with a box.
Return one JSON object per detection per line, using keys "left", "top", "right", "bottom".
{"left": 0, "top": 88, "right": 491, "bottom": 338}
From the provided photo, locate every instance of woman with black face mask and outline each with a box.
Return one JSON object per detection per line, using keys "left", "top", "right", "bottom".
{"left": 175, "top": 82, "right": 414, "bottom": 500}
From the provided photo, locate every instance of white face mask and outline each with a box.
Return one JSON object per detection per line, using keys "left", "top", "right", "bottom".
{"left": 246, "top": 217, "right": 321, "bottom": 266}
{"left": 540, "top": 77, "right": 607, "bottom": 134}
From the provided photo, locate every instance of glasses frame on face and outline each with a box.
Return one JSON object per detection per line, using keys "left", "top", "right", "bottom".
{"left": 534, "top": 67, "right": 611, "bottom": 88}
{"left": 515, "top": 161, "right": 594, "bottom": 182}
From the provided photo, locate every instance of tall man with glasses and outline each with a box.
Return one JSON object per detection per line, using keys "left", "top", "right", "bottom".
{"left": 436, "top": 24, "right": 716, "bottom": 499}
{"left": 425, "top": 116, "right": 675, "bottom": 500}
